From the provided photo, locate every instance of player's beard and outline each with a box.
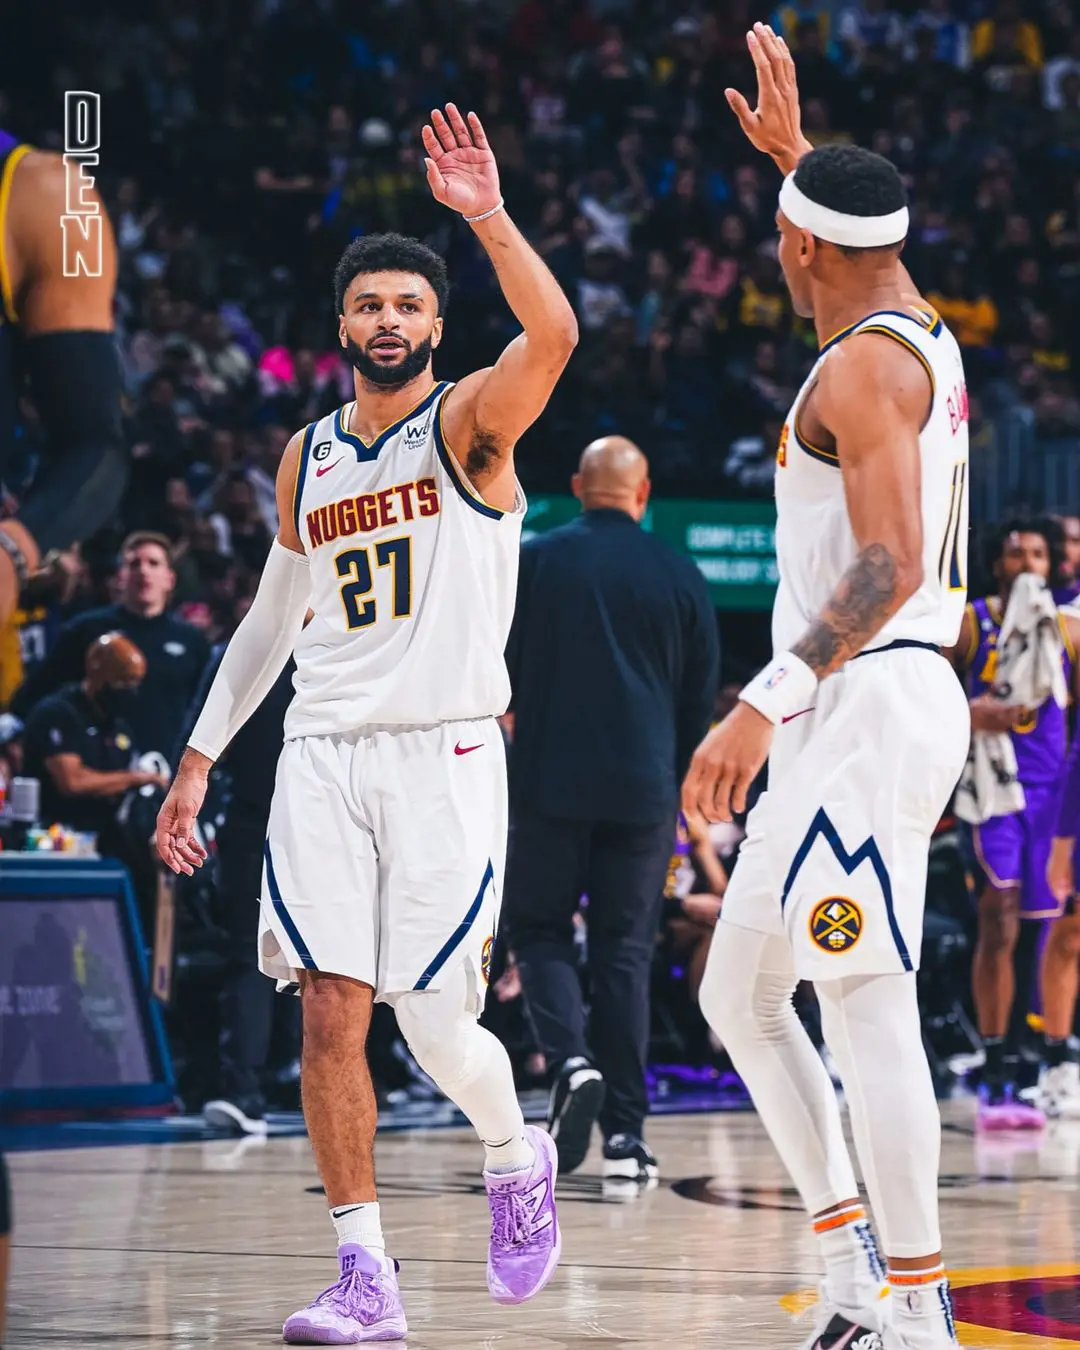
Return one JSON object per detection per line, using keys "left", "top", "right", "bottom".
{"left": 344, "top": 335, "right": 434, "bottom": 388}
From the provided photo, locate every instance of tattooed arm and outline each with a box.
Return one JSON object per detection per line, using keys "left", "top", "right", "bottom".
{"left": 790, "top": 332, "right": 929, "bottom": 675}
{"left": 681, "top": 331, "right": 930, "bottom": 823}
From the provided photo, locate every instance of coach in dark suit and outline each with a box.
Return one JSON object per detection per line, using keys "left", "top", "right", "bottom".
{"left": 503, "top": 436, "right": 719, "bottom": 1183}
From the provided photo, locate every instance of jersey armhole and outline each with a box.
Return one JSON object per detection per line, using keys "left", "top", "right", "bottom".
{"left": 291, "top": 421, "right": 316, "bottom": 543}
{"left": 960, "top": 602, "right": 979, "bottom": 668}
{"left": 0, "top": 143, "right": 32, "bottom": 324}
{"left": 432, "top": 392, "right": 514, "bottom": 522}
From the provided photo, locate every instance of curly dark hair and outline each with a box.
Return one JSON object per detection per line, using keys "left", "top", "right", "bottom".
{"left": 332, "top": 233, "right": 450, "bottom": 315}
{"left": 982, "top": 515, "right": 1067, "bottom": 591}
{"left": 793, "top": 144, "right": 908, "bottom": 257}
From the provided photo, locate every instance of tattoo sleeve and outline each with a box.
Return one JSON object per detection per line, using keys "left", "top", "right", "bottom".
{"left": 790, "top": 542, "right": 900, "bottom": 678}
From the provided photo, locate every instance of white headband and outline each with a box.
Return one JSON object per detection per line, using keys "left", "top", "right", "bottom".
{"left": 779, "top": 172, "right": 908, "bottom": 248}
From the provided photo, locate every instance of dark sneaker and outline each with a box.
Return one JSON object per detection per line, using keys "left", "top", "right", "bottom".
{"left": 547, "top": 1057, "right": 604, "bottom": 1174}
{"left": 601, "top": 1133, "right": 659, "bottom": 1182}
{"left": 802, "top": 1312, "right": 884, "bottom": 1349}
{"left": 203, "top": 1092, "right": 268, "bottom": 1136}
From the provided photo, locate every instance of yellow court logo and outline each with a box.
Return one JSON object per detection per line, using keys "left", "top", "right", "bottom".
{"left": 810, "top": 897, "right": 862, "bottom": 953}
{"left": 480, "top": 936, "right": 494, "bottom": 985}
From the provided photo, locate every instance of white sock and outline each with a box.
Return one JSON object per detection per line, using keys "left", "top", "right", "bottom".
{"left": 330, "top": 1201, "right": 385, "bottom": 1258}
{"left": 813, "top": 1203, "right": 888, "bottom": 1312}
{"left": 483, "top": 1131, "right": 535, "bottom": 1173}
{"left": 890, "top": 1267, "right": 957, "bottom": 1346}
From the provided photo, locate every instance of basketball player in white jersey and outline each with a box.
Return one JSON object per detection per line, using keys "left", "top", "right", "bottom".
{"left": 155, "top": 104, "right": 577, "bottom": 1343}
{"left": 684, "top": 28, "right": 968, "bottom": 1350}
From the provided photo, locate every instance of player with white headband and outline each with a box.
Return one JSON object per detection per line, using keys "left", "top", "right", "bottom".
{"left": 684, "top": 24, "right": 968, "bottom": 1350}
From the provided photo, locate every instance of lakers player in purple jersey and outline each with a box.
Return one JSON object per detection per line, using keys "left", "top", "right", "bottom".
{"left": 945, "top": 519, "right": 1080, "bottom": 1130}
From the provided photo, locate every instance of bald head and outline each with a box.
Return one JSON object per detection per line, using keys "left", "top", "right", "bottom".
{"left": 84, "top": 632, "right": 147, "bottom": 695}
{"left": 573, "top": 436, "right": 651, "bottom": 520}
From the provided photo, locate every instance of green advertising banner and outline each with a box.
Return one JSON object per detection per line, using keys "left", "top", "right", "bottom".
{"left": 522, "top": 496, "right": 778, "bottom": 611}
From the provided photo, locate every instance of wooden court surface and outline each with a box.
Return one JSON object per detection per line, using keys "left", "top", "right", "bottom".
{"left": 8, "top": 1100, "right": 1080, "bottom": 1347}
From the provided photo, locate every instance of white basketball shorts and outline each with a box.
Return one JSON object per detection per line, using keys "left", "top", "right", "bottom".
{"left": 721, "top": 645, "right": 970, "bottom": 981}
{"left": 258, "top": 717, "right": 506, "bottom": 1003}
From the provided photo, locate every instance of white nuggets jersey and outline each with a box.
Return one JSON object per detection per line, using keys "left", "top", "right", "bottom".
{"left": 285, "top": 380, "right": 524, "bottom": 738}
{"left": 773, "top": 306, "right": 969, "bottom": 653}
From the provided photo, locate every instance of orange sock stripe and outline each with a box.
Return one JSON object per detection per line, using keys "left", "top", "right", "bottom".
{"left": 888, "top": 1267, "right": 946, "bottom": 1287}
{"left": 813, "top": 1206, "right": 867, "bottom": 1234}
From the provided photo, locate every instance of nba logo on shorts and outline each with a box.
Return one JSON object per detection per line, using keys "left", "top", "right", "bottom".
{"left": 481, "top": 935, "right": 494, "bottom": 985}
{"left": 810, "top": 897, "right": 863, "bottom": 953}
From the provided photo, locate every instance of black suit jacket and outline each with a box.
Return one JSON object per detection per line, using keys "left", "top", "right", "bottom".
{"left": 505, "top": 507, "right": 719, "bottom": 825}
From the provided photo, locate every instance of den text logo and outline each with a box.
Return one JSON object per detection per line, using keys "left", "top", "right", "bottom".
{"left": 62, "top": 91, "right": 103, "bottom": 279}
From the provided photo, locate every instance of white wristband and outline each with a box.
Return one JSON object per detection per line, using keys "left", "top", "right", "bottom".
{"left": 739, "top": 651, "right": 818, "bottom": 726}
{"left": 463, "top": 199, "right": 504, "bottom": 223}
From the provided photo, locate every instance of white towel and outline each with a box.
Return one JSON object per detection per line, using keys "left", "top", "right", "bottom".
{"left": 954, "top": 573, "right": 1067, "bottom": 825}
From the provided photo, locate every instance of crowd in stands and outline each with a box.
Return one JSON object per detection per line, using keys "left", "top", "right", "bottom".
{"left": 2, "top": 0, "right": 1078, "bottom": 540}
{"left": 3, "top": 0, "right": 1080, "bottom": 1106}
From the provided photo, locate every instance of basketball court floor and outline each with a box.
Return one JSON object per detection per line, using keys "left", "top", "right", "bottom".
{"left": 7, "top": 1100, "right": 1080, "bottom": 1347}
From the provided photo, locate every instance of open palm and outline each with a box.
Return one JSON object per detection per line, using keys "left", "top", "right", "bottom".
{"left": 421, "top": 104, "right": 502, "bottom": 218}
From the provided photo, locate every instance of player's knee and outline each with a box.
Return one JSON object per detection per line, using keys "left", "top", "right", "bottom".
{"left": 300, "top": 973, "right": 371, "bottom": 1057}
{"left": 1051, "top": 916, "right": 1080, "bottom": 959}
{"left": 393, "top": 974, "right": 482, "bottom": 1087}
{"left": 699, "top": 947, "right": 787, "bottom": 1049}
{"left": 978, "top": 888, "right": 1020, "bottom": 951}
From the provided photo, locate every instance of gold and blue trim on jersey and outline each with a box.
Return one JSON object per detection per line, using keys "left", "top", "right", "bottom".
{"left": 292, "top": 420, "right": 316, "bottom": 538}
{"left": 856, "top": 324, "right": 937, "bottom": 404}
{"left": 432, "top": 394, "right": 506, "bottom": 522}
{"left": 335, "top": 380, "right": 449, "bottom": 461}
{"left": 818, "top": 305, "right": 943, "bottom": 357}
{"left": 0, "top": 142, "right": 32, "bottom": 324}
{"left": 792, "top": 401, "right": 839, "bottom": 467}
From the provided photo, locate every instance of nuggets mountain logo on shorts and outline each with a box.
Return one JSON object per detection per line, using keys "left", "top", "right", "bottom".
{"left": 481, "top": 935, "right": 494, "bottom": 985}
{"left": 809, "top": 897, "right": 863, "bottom": 953}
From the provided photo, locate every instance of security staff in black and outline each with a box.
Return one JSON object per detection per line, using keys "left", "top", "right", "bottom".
{"left": 0, "top": 129, "right": 125, "bottom": 624}
{"left": 503, "top": 437, "right": 719, "bottom": 1183}
{"left": 186, "top": 650, "right": 299, "bottom": 1134}
{"left": 21, "top": 632, "right": 166, "bottom": 840}
{"left": 13, "top": 533, "right": 209, "bottom": 762}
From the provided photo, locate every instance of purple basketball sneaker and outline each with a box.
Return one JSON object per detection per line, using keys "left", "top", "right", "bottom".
{"left": 484, "top": 1124, "right": 562, "bottom": 1304}
{"left": 282, "top": 1244, "right": 407, "bottom": 1344}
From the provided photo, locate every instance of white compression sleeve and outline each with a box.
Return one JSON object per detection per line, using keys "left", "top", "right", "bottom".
{"left": 186, "top": 539, "right": 310, "bottom": 761}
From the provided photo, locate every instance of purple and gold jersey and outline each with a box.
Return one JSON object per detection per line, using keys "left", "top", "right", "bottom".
{"left": 964, "top": 595, "right": 1073, "bottom": 787}
{"left": 665, "top": 814, "right": 694, "bottom": 903}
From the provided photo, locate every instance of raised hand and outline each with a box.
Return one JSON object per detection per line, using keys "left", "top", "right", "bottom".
{"left": 726, "top": 22, "right": 810, "bottom": 173}
{"left": 421, "top": 104, "right": 502, "bottom": 219}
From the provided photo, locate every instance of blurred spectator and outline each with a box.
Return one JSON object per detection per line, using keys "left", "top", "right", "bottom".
{"left": 663, "top": 814, "right": 728, "bottom": 1005}
{"left": 971, "top": 0, "right": 1044, "bottom": 69}
{"left": 909, "top": 0, "right": 970, "bottom": 69}
{"left": 1044, "top": 27, "right": 1080, "bottom": 108}
{"left": 21, "top": 633, "right": 166, "bottom": 840}
{"left": 926, "top": 261, "right": 1000, "bottom": 349}
{"left": 838, "top": 0, "right": 908, "bottom": 69}
{"left": 13, "top": 533, "right": 209, "bottom": 762}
